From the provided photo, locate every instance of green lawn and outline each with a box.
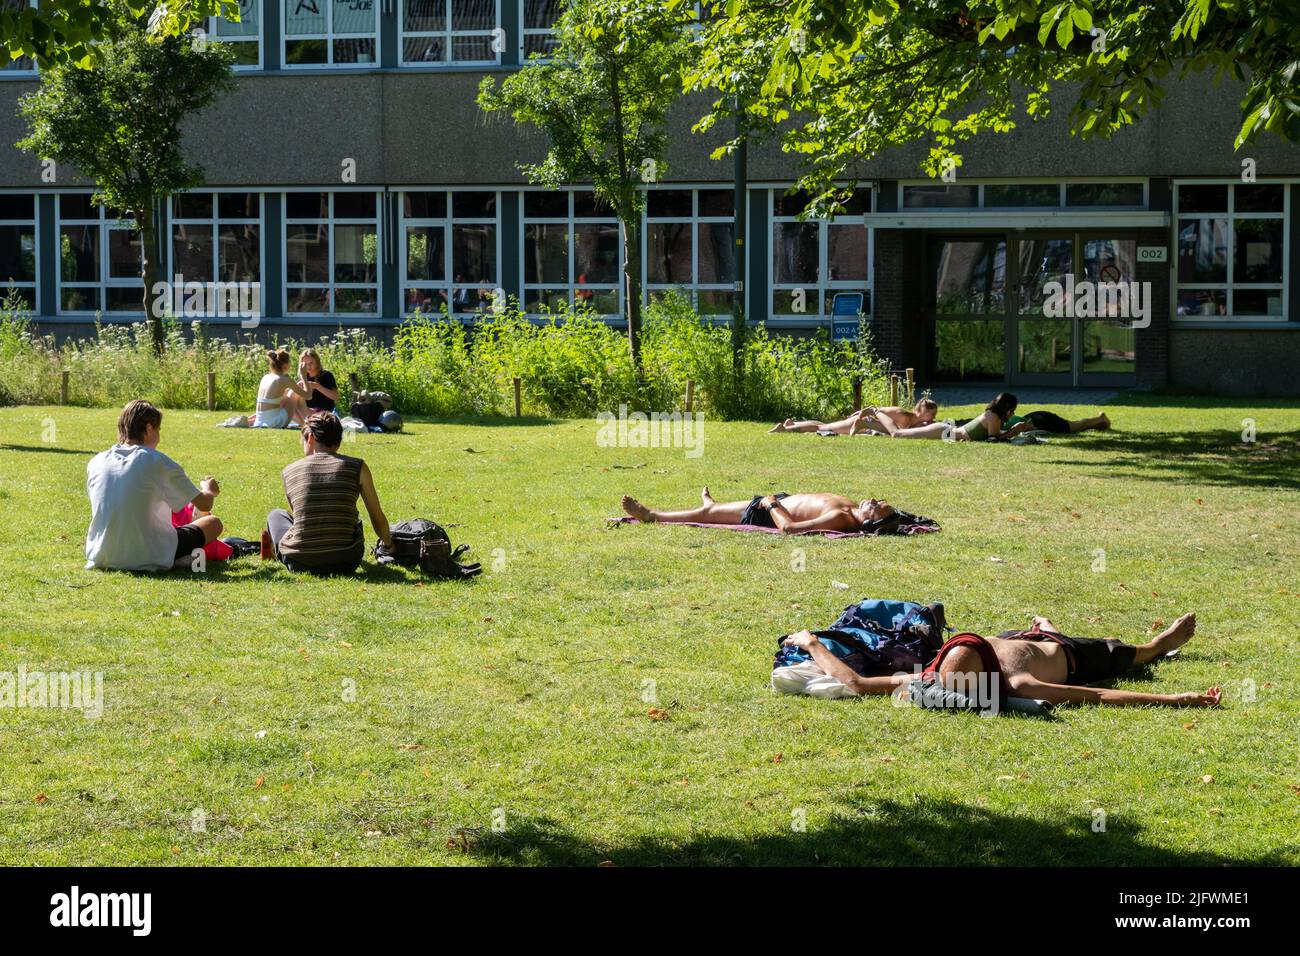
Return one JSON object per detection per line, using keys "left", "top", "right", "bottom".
{"left": 1, "top": 396, "right": 1298, "bottom": 866}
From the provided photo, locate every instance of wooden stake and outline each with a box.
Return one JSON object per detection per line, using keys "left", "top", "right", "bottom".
{"left": 60, "top": 370, "right": 69, "bottom": 406}
{"left": 207, "top": 371, "right": 216, "bottom": 411}
{"left": 513, "top": 377, "right": 522, "bottom": 417}
{"left": 889, "top": 374, "right": 899, "bottom": 407}
{"left": 905, "top": 367, "right": 914, "bottom": 402}
{"left": 851, "top": 376, "right": 862, "bottom": 412}
{"left": 685, "top": 379, "right": 695, "bottom": 413}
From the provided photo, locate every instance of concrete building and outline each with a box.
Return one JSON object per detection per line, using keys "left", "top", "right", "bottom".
{"left": 2, "top": 1, "right": 1298, "bottom": 394}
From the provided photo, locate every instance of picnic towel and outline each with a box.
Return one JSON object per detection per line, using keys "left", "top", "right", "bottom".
{"left": 611, "top": 510, "right": 939, "bottom": 538}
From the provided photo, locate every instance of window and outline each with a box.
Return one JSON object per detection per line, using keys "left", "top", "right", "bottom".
{"left": 403, "top": 0, "right": 501, "bottom": 64}
{"left": 644, "top": 188, "right": 736, "bottom": 315}
{"left": 400, "top": 190, "right": 499, "bottom": 316}
{"left": 0, "top": 194, "right": 37, "bottom": 310}
{"left": 1, "top": 1, "right": 36, "bottom": 75}
{"left": 522, "top": 189, "right": 621, "bottom": 316}
{"left": 284, "top": 0, "right": 379, "bottom": 66}
{"left": 520, "top": 0, "right": 561, "bottom": 59}
{"left": 284, "top": 191, "right": 381, "bottom": 315}
{"left": 901, "top": 181, "right": 1147, "bottom": 210}
{"left": 770, "top": 188, "right": 871, "bottom": 321}
{"left": 170, "top": 191, "right": 262, "bottom": 292}
{"left": 1175, "top": 182, "right": 1287, "bottom": 319}
{"left": 57, "top": 195, "right": 144, "bottom": 315}
{"left": 211, "top": 0, "right": 263, "bottom": 69}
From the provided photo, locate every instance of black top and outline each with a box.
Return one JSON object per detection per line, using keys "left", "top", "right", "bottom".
{"left": 305, "top": 370, "right": 338, "bottom": 412}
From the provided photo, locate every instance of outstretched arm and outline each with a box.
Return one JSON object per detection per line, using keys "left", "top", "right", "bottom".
{"left": 785, "top": 632, "right": 916, "bottom": 696}
{"left": 1009, "top": 675, "right": 1220, "bottom": 708}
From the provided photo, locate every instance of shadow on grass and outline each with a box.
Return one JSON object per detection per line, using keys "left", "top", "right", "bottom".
{"left": 1045, "top": 428, "right": 1300, "bottom": 490}
{"left": 0, "top": 444, "right": 96, "bottom": 456}
{"left": 141, "top": 558, "right": 469, "bottom": 586}
{"left": 467, "top": 796, "right": 1281, "bottom": 867}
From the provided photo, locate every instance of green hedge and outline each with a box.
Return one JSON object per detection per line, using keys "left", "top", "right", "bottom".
{"left": 0, "top": 291, "right": 896, "bottom": 422}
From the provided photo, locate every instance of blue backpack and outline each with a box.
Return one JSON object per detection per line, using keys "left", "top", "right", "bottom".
{"left": 774, "top": 598, "right": 949, "bottom": 676}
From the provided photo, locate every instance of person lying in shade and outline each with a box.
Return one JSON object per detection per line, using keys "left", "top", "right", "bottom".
{"left": 781, "top": 611, "right": 1220, "bottom": 707}
{"left": 769, "top": 399, "right": 939, "bottom": 435}
{"left": 994, "top": 409, "right": 1111, "bottom": 439}
{"left": 621, "top": 488, "right": 895, "bottom": 534}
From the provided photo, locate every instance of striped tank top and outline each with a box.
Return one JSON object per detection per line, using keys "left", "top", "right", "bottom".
{"left": 278, "top": 453, "right": 365, "bottom": 562}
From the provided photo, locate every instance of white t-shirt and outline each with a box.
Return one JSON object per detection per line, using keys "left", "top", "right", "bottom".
{"left": 85, "top": 444, "right": 201, "bottom": 572}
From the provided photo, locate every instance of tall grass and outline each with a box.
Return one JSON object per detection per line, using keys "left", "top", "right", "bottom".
{"left": 0, "top": 291, "right": 896, "bottom": 421}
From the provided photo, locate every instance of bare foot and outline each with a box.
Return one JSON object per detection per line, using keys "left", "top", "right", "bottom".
{"left": 1152, "top": 612, "right": 1196, "bottom": 655}
{"left": 1097, "top": 412, "right": 1111, "bottom": 431}
{"left": 1032, "top": 615, "right": 1058, "bottom": 632}
{"left": 701, "top": 486, "right": 714, "bottom": 505}
{"left": 621, "top": 495, "right": 656, "bottom": 522}
{"left": 769, "top": 418, "right": 794, "bottom": 433}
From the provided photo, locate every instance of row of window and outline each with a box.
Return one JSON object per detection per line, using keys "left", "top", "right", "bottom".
{"left": 1, "top": 0, "right": 563, "bottom": 72}
{"left": 0, "top": 188, "right": 868, "bottom": 321}
{"left": 2, "top": 183, "right": 1289, "bottom": 323}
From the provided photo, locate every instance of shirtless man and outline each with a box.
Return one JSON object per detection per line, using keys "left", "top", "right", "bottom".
{"left": 782, "top": 611, "right": 1220, "bottom": 707}
{"left": 621, "top": 488, "right": 896, "bottom": 535}
{"left": 769, "top": 399, "right": 938, "bottom": 435}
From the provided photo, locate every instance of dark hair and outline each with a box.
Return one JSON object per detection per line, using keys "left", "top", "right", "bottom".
{"left": 267, "top": 348, "right": 291, "bottom": 372}
{"left": 986, "top": 392, "right": 1018, "bottom": 421}
{"left": 302, "top": 411, "right": 343, "bottom": 449}
{"left": 914, "top": 398, "right": 939, "bottom": 414}
{"left": 117, "top": 399, "right": 162, "bottom": 444}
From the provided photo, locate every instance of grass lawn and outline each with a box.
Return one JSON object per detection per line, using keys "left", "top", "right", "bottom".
{"left": 1, "top": 395, "right": 1298, "bottom": 866}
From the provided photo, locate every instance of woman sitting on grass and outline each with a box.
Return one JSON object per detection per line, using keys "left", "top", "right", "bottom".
{"left": 863, "top": 392, "right": 1018, "bottom": 441}
{"left": 769, "top": 398, "right": 939, "bottom": 435}
{"left": 252, "top": 349, "right": 313, "bottom": 429}
{"left": 279, "top": 348, "right": 342, "bottom": 421}
{"left": 263, "top": 412, "right": 393, "bottom": 574}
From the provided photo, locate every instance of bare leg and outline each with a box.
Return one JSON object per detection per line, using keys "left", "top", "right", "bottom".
{"left": 1069, "top": 412, "right": 1111, "bottom": 433}
{"left": 283, "top": 393, "right": 309, "bottom": 426}
{"left": 774, "top": 418, "right": 835, "bottom": 433}
{"left": 622, "top": 494, "right": 749, "bottom": 525}
{"left": 191, "top": 513, "right": 224, "bottom": 544}
{"left": 769, "top": 418, "right": 796, "bottom": 433}
{"left": 1132, "top": 612, "right": 1196, "bottom": 665}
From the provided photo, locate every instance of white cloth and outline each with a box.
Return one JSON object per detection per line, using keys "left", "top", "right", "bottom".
{"left": 85, "top": 444, "right": 200, "bottom": 571}
{"left": 771, "top": 662, "right": 860, "bottom": 699}
{"left": 252, "top": 406, "right": 290, "bottom": 428}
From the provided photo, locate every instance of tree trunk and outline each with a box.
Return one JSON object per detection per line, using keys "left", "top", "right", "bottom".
{"left": 139, "top": 202, "right": 164, "bottom": 353}
{"left": 622, "top": 217, "right": 643, "bottom": 373}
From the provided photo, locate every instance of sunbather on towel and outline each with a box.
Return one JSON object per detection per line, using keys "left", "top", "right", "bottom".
{"left": 769, "top": 399, "right": 938, "bottom": 435}
{"left": 621, "top": 489, "right": 895, "bottom": 535}
{"left": 781, "top": 611, "right": 1220, "bottom": 707}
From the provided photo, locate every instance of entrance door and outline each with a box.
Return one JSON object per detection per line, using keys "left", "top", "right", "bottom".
{"left": 926, "top": 233, "right": 1139, "bottom": 385}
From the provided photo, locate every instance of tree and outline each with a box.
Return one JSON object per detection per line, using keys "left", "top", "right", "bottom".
{"left": 18, "top": 2, "right": 236, "bottom": 351}
{"left": 1, "top": 0, "right": 230, "bottom": 69}
{"left": 478, "top": 0, "right": 693, "bottom": 370}
{"left": 688, "top": 0, "right": 1300, "bottom": 214}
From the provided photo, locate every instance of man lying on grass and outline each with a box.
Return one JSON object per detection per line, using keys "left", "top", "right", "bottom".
{"left": 86, "top": 400, "right": 224, "bottom": 572}
{"left": 621, "top": 489, "right": 895, "bottom": 534}
{"left": 781, "top": 612, "right": 1221, "bottom": 708}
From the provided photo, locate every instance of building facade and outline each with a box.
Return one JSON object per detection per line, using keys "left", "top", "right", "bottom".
{"left": 2, "top": 0, "right": 1299, "bottom": 394}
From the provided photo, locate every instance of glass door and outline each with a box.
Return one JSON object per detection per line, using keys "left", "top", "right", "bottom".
{"left": 1011, "top": 234, "right": 1074, "bottom": 383}
{"left": 927, "top": 236, "right": 1009, "bottom": 382}
{"left": 1078, "top": 236, "right": 1138, "bottom": 383}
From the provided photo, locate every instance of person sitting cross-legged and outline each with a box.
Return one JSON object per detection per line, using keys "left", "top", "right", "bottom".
{"left": 264, "top": 412, "right": 393, "bottom": 575}
{"left": 85, "top": 400, "right": 224, "bottom": 572}
{"left": 621, "top": 488, "right": 895, "bottom": 535}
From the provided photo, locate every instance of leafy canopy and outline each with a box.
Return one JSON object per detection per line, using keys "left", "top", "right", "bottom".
{"left": 687, "top": 1, "right": 1300, "bottom": 214}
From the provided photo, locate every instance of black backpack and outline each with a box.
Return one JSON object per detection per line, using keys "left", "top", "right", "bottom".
{"left": 350, "top": 401, "right": 384, "bottom": 428}
{"left": 374, "top": 519, "right": 481, "bottom": 579}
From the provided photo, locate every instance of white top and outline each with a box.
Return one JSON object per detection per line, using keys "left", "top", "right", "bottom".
{"left": 85, "top": 444, "right": 200, "bottom": 572}
{"left": 257, "top": 373, "right": 289, "bottom": 407}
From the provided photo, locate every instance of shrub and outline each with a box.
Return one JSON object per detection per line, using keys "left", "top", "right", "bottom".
{"left": 0, "top": 293, "right": 897, "bottom": 421}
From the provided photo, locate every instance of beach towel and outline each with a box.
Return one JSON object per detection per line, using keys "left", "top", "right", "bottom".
{"left": 611, "top": 510, "right": 939, "bottom": 538}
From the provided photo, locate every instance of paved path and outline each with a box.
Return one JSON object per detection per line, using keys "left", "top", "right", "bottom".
{"left": 922, "top": 386, "right": 1123, "bottom": 407}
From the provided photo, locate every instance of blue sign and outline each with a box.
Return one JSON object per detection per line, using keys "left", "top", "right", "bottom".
{"left": 831, "top": 292, "right": 864, "bottom": 340}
